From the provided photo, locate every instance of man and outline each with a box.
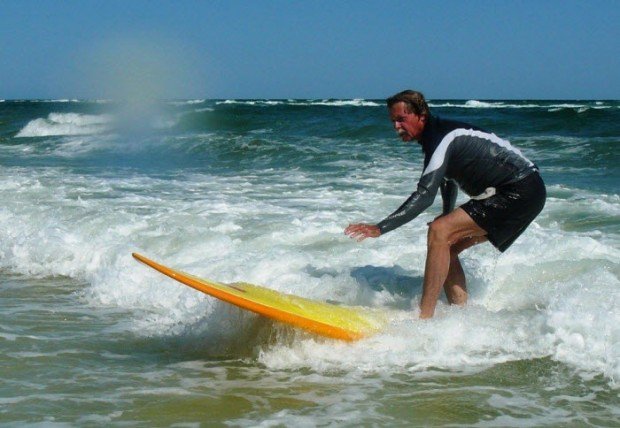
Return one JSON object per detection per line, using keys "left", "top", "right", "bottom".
{"left": 345, "top": 90, "right": 545, "bottom": 319}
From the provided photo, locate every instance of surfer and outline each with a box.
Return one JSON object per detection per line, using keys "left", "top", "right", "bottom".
{"left": 345, "top": 90, "right": 546, "bottom": 319}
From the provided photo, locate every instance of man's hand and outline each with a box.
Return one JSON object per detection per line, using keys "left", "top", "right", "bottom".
{"left": 344, "top": 223, "right": 381, "bottom": 242}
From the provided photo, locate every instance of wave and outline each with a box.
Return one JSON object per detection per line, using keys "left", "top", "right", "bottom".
{"left": 546, "top": 104, "right": 613, "bottom": 113}
{"left": 4, "top": 99, "right": 617, "bottom": 112}
{"left": 192, "top": 107, "right": 214, "bottom": 113}
{"left": 169, "top": 99, "right": 207, "bottom": 106}
{"left": 429, "top": 100, "right": 617, "bottom": 111}
{"left": 211, "top": 98, "right": 616, "bottom": 111}
{"left": 216, "top": 99, "right": 381, "bottom": 107}
{"left": 0, "top": 163, "right": 618, "bottom": 383}
{"left": 299, "top": 99, "right": 381, "bottom": 107}
{"left": 47, "top": 99, "right": 81, "bottom": 103}
{"left": 16, "top": 113, "right": 112, "bottom": 137}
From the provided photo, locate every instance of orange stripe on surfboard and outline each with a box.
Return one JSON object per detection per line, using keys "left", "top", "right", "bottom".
{"left": 132, "top": 253, "right": 384, "bottom": 341}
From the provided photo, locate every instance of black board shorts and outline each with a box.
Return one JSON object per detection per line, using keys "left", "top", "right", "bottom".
{"left": 461, "top": 172, "right": 546, "bottom": 252}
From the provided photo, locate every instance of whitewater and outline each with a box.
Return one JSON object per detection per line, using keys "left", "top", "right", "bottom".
{"left": 0, "top": 99, "right": 618, "bottom": 426}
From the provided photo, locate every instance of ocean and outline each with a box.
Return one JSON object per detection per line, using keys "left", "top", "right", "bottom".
{"left": 0, "top": 98, "right": 618, "bottom": 426}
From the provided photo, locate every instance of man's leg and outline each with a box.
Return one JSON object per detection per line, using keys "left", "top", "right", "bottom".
{"left": 444, "top": 254, "right": 467, "bottom": 305}
{"left": 420, "top": 208, "right": 487, "bottom": 318}
{"left": 443, "top": 235, "right": 488, "bottom": 306}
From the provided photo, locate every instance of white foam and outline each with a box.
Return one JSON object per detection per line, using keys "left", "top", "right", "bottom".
{"left": 545, "top": 268, "right": 620, "bottom": 382}
{"left": 16, "top": 113, "right": 112, "bottom": 137}
{"left": 429, "top": 100, "right": 540, "bottom": 109}
{"left": 215, "top": 99, "right": 381, "bottom": 107}
{"left": 466, "top": 100, "right": 505, "bottom": 108}
{"left": 170, "top": 99, "right": 206, "bottom": 106}
{"left": 0, "top": 165, "right": 617, "bottom": 384}
{"left": 301, "top": 99, "right": 381, "bottom": 107}
{"left": 428, "top": 100, "right": 613, "bottom": 110}
{"left": 217, "top": 99, "right": 261, "bottom": 105}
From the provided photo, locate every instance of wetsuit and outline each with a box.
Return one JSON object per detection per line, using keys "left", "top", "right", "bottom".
{"left": 376, "top": 115, "right": 546, "bottom": 252}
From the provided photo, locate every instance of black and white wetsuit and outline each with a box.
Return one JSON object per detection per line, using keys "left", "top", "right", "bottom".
{"left": 376, "top": 115, "right": 545, "bottom": 251}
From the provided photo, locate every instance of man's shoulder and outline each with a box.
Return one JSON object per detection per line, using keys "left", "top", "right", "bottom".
{"left": 421, "top": 115, "right": 480, "bottom": 151}
{"left": 432, "top": 116, "right": 482, "bottom": 134}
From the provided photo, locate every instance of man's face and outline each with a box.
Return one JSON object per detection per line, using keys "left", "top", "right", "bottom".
{"left": 389, "top": 102, "right": 426, "bottom": 142}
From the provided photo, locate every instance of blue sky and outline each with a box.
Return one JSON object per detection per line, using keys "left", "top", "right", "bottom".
{"left": 1, "top": 0, "right": 618, "bottom": 100}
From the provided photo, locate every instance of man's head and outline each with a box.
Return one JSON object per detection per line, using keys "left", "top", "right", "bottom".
{"left": 387, "top": 90, "right": 430, "bottom": 142}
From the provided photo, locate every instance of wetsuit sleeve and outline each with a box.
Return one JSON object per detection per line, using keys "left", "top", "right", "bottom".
{"left": 376, "top": 165, "right": 447, "bottom": 235}
{"left": 440, "top": 178, "right": 458, "bottom": 215}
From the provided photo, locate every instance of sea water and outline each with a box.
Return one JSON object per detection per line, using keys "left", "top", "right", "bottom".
{"left": 0, "top": 99, "right": 618, "bottom": 426}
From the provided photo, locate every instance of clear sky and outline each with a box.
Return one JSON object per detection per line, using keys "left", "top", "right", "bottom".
{"left": 1, "top": 0, "right": 618, "bottom": 100}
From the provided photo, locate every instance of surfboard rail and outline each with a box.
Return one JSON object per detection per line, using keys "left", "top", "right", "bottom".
{"left": 132, "top": 253, "right": 386, "bottom": 341}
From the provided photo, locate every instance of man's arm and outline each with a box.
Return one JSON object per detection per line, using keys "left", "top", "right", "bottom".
{"left": 345, "top": 169, "right": 448, "bottom": 241}
{"left": 346, "top": 146, "right": 452, "bottom": 240}
{"left": 375, "top": 163, "right": 448, "bottom": 235}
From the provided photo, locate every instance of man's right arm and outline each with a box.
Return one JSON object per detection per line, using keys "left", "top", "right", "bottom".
{"left": 376, "top": 168, "right": 445, "bottom": 234}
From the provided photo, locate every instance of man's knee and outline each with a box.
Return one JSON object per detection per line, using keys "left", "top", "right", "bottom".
{"left": 428, "top": 218, "right": 484, "bottom": 252}
{"left": 427, "top": 217, "right": 452, "bottom": 247}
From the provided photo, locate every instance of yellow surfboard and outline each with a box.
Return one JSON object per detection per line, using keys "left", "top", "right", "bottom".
{"left": 132, "top": 253, "right": 387, "bottom": 341}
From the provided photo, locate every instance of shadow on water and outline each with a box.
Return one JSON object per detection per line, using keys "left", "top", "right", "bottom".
{"left": 303, "top": 264, "right": 423, "bottom": 309}
{"left": 350, "top": 265, "right": 423, "bottom": 300}
{"left": 348, "top": 265, "right": 424, "bottom": 311}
